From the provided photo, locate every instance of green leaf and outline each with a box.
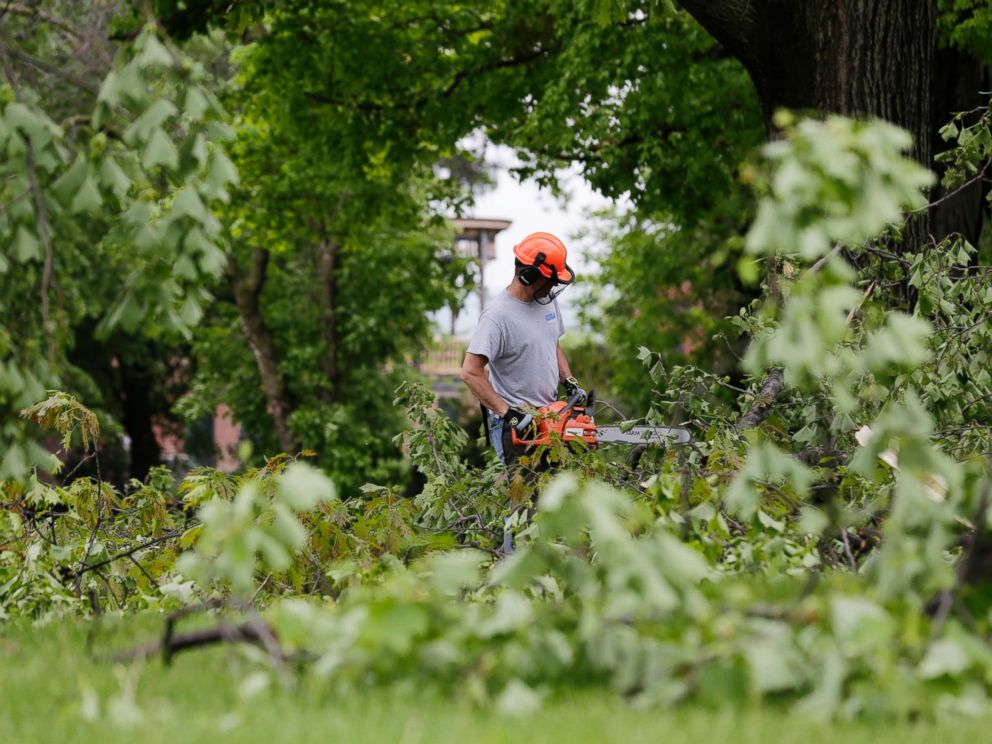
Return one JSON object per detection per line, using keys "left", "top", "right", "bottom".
{"left": 123, "top": 99, "right": 178, "bottom": 146}
{"left": 181, "top": 225, "right": 212, "bottom": 255}
{"left": 918, "top": 637, "right": 972, "bottom": 679}
{"left": 172, "top": 187, "right": 208, "bottom": 222}
{"left": 100, "top": 61, "right": 144, "bottom": 109}
{"left": 11, "top": 225, "right": 42, "bottom": 262}
{"left": 173, "top": 254, "right": 197, "bottom": 280}
{"left": 0, "top": 444, "right": 27, "bottom": 482}
{"left": 422, "top": 550, "right": 487, "bottom": 594}
{"left": 143, "top": 128, "right": 179, "bottom": 171}
{"left": 5, "top": 102, "right": 57, "bottom": 148}
{"left": 184, "top": 85, "right": 211, "bottom": 121}
{"left": 495, "top": 679, "right": 543, "bottom": 717}
{"left": 830, "top": 596, "right": 894, "bottom": 645}
{"left": 135, "top": 33, "right": 174, "bottom": 69}
{"left": 757, "top": 509, "right": 785, "bottom": 532}
{"left": 70, "top": 174, "right": 103, "bottom": 214}
{"left": 99, "top": 156, "right": 132, "bottom": 199}
{"left": 655, "top": 533, "right": 709, "bottom": 585}
{"left": 179, "top": 524, "right": 204, "bottom": 549}
{"left": 271, "top": 503, "right": 308, "bottom": 551}
{"left": 798, "top": 506, "right": 829, "bottom": 536}
{"left": 106, "top": 290, "right": 145, "bottom": 333}
{"left": 277, "top": 462, "right": 337, "bottom": 511}
{"left": 96, "top": 69, "right": 122, "bottom": 108}
{"left": 131, "top": 219, "right": 162, "bottom": 254}
{"left": 51, "top": 156, "right": 89, "bottom": 203}
{"left": 203, "top": 149, "right": 239, "bottom": 201}
{"left": 745, "top": 636, "right": 803, "bottom": 693}
{"left": 179, "top": 132, "right": 209, "bottom": 172}
{"left": 197, "top": 243, "right": 227, "bottom": 276}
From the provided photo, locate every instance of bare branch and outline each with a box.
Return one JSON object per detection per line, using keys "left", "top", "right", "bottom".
{"left": 3, "top": 43, "right": 99, "bottom": 96}
{"left": 71, "top": 530, "right": 182, "bottom": 579}
{"left": 736, "top": 368, "right": 784, "bottom": 430}
{"left": 1, "top": 4, "right": 81, "bottom": 40}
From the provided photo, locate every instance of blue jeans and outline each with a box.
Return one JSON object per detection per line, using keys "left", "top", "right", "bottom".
{"left": 488, "top": 412, "right": 506, "bottom": 464}
{"left": 488, "top": 412, "right": 514, "bottom": 554}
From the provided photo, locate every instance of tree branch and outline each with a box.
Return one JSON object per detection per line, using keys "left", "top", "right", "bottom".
{"left": 0, "top": 3, "right": 81, "bottom": 41}
{"left": 2, "top": 44, "right": 99, "bottom": 96}
{"left": 736, "top": 368, "right": 784, "bottom": 430}
{"left": 117, "top": 621, "right": 271, "bottom": 664}
{"left": 677, "top": 0, "right": 761, "bottom": 59}
{"left": 229, "top": 248, "right": 298, "bottom": 453}
{"left": 71, "top": 530, "right": 182, "bottom": 579}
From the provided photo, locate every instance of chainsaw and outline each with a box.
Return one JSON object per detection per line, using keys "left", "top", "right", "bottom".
{"left": 510, "top": 390, "right": 691, "bottom": 449}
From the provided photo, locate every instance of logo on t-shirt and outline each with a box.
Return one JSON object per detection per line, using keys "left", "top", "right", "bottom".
{"left": 545, "top": 312, "right": 556, "bottom": 321}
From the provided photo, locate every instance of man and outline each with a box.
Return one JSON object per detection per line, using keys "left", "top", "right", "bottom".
{"left": 460, "top": 231, "right": 586, "bottom": 467}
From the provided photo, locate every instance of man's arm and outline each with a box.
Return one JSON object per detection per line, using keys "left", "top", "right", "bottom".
{"left": 460, "top": 352, "right": 510, "bottom": 416}
{"left": 556, "top": 343, "right": 573, "bottom": 382}
{"left": 557, "top": 343, "right": 587, "bottom": 402}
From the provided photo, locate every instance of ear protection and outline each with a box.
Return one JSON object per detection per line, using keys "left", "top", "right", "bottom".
{"left": 518, "top": 252, "right": 558, "bottom": 286}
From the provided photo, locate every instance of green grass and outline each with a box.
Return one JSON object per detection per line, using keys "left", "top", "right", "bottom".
{"left": 1, "top": 615, "right": 990, "bottom": 744}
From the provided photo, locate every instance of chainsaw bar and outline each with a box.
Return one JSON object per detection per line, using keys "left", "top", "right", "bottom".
{"left": 594, "top": 425, "right": 691, "bottom": 446}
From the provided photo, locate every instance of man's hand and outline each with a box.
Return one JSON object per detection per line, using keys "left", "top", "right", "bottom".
{"left": 504, "top": 406, "right": 537, "bottom": 437}
{"left": 563, "top": 376, "right": 587, "bottom": 403}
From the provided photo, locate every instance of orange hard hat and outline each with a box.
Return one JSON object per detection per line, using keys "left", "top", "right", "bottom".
{"left": 512, "top": 232, "right": 574, "bottom": 284}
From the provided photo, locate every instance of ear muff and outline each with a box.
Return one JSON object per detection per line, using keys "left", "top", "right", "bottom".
{"left": 518, "top": 252, "right": 557, "bottom": 286}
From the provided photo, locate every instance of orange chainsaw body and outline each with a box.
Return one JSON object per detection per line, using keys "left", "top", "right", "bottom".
{"left": 510, "top": 400, "right": 598, "bottom": 448}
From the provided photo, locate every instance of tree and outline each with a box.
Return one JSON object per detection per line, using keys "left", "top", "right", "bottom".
{"left": 164, "top": 0, "right": 768, "bottom": 413}
{"left": 0, "top": 3, "right": 237, "bottom": 483}
{"left": 677, "top": 0, "right": 990, "bottom": 249}
{"left": 170, "top": 19, "right": 476, "bottom": 491}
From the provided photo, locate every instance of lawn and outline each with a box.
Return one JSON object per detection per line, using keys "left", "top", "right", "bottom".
{"left": 0, "top": 615, "right": 987, "bottom": 744}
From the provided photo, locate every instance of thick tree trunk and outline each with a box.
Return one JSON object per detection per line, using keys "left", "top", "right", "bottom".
{"left": 228, "top": 248, "right": 298, "bottom": 454}
{"left": 680, "top": 0, "right": 938, "bottom": 248}
{"left": 679, "top": 0, "right": 935, "bottom": 149}
{"left": 314, "top": 238, "right": 341, "bottom": 402}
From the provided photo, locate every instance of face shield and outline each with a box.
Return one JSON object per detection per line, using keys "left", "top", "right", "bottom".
{"left": 533, "top": 277, "right": 569, "bottom": 305}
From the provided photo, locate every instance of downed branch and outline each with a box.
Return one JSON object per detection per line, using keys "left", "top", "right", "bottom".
{"left": 116, "top": 621, "right": 273, "bottom": 665}
{"left": 736, "top": 368, "right": 784, "bottom": 430}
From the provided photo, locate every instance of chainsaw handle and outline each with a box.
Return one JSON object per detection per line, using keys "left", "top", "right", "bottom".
{"left": 559, "top": 389, "right": 586, "bottom": 418}
{"left": 510, "top": 431, "right": 547, "bottom": 447}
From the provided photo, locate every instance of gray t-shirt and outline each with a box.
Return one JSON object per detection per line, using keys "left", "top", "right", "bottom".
{"left": 466, "top": 290, "right": 565, "bottom": 410}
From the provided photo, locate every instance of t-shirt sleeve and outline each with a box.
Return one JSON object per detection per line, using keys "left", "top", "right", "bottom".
{"left": 555, "top": 300, "right": 565, "bottom": 338}
{"left": 466, "top": 314, "right": 503, "bottom": 361}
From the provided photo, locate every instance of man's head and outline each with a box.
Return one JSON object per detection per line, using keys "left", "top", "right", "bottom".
{"left": 512, "top": 232, "right": 574, "bottom": 305}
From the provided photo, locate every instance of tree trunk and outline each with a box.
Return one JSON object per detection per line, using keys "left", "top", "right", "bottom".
{"left": 119, "top": 360, "right": 161, "bottom": 483}
{"left": 228, "top": 248, "right": 298, "bottom": 454}
{"left": 679, "top": 0, "right": 938, "bottom": 249}
{"left": 314, "top": 238, "right": 341, "bottom": 402}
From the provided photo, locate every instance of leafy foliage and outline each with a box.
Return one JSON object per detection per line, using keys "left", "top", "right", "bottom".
{"left": 9, "top": 109, "right": 992, "bottom": 722}
{"left": 0, "top": 11, "right": 238, "bottom": 483}
{"left": 5, "top": 0, "right": 992, "bottom": 727}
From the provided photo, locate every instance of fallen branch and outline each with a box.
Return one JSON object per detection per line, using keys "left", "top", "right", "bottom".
{"left": 736, "top": 368, "right": 784, "bottom": 430}
{"left": 117, "top": 621, "right": 272, "bottom": 665}
{"left": 115, "top": 597, "right": 288, "bottom": 673}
